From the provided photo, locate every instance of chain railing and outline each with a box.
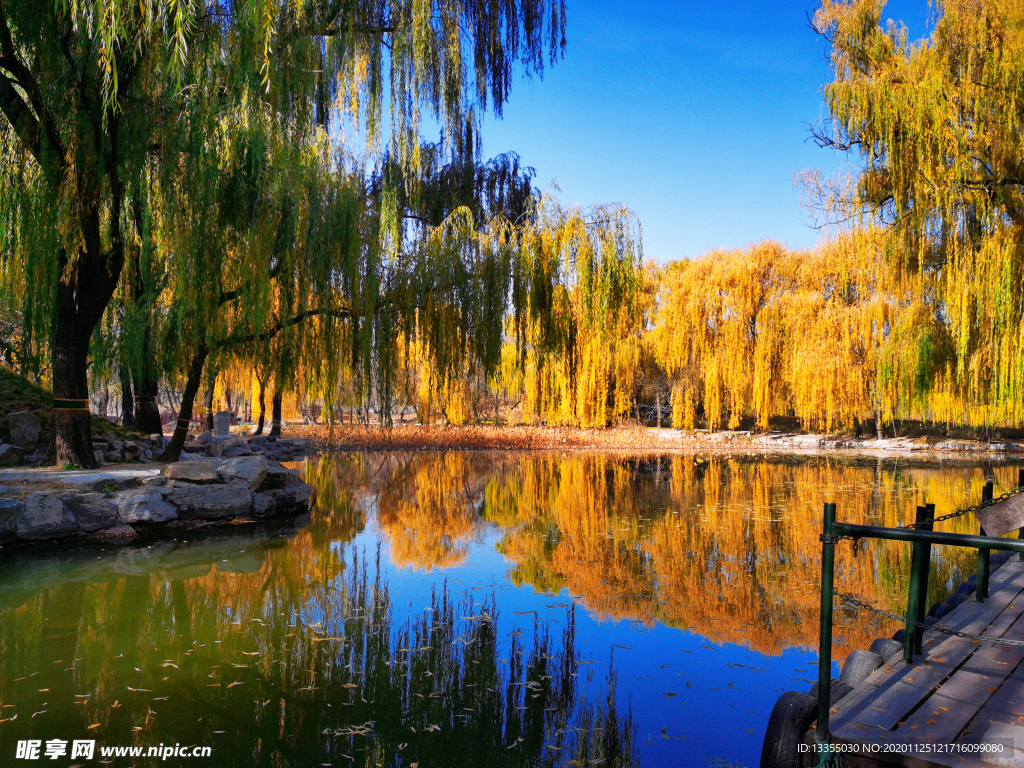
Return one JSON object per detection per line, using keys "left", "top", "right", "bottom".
{"left": 813, "top": 469, "right": 1024, "bottom": 755}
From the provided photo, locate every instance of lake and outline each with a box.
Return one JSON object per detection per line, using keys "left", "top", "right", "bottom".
{"left": 0, "top": 452, "right": 1018, "bottom": 767}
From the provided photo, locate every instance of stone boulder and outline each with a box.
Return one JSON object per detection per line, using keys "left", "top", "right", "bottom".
{"left": 0, "top": 497, "right": 23, "bottom": 539}
{"left": 0, "top": 444, "right": 23, "bottom": 466}
{"left": 167, "top": 484, "right": 253, "bottom": 520}
{"left": 218, "top": 456, "right": 268, "bottom": 490}
{"left": 253, "top": 484, "right": 311, "bottom": 517}
{"left": 115, "top": 489, "right": 177, "bottom": 524}
{"left": 8, "top": 411, "right": 41, "bottom": 450}
{"left": 260, "top": 463, "right": 302, "bottom": 490}
{"left": 61, "top": 493, "right": 117, "bottom": 531}
{"left": 164, "top": 462, "right": 220, "bottom": 484}
{"left": 15, "top": 493, "right": 79, "bottom": 540}
{"left": 96, "top": 524, "right": 137, "bottom": 539}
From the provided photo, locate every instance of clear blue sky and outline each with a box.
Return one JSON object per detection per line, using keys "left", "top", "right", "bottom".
{"left": 478, "top": 0, "right": 932, "bottom": 264}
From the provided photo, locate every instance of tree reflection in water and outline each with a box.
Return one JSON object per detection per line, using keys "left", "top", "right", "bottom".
{"left": 0, "top": 539, "right": 638, "bottom": 768}
{"left": 306, "top": 452, "right": 1022, "bottom": 657}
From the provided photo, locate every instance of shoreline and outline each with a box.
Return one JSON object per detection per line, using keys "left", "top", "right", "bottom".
{"left": 296, "top": 424, "right": 1024, "bottom": 459}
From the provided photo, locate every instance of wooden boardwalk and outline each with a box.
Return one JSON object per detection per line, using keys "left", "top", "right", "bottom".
{"left": 830, "top": 558, "right": 1024, "bottom": 766}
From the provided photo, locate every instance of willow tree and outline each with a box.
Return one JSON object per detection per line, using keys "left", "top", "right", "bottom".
{"left": 652, "top": 235, "right": 948, "bottom": 432}
{"left": 811, "top": 0, "right": 1024, "bottom": 426}
{"left": 510, "top": 199, "right": 644, "bottom": 427}
{"left": 0, "top": 0, "right": 566, "bottom": 467}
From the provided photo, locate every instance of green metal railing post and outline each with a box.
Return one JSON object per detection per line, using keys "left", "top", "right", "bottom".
{"left": 913, "top": 504, "right": 935, "bottom": 656}
{"left": 904, "top": 505, "right": 928, "bottom": 663}
{"left": 978, "top": 480, "right": 993, "bottom": 601}
{"left": 817, "top": 502, "right": 837, "bottom": 744}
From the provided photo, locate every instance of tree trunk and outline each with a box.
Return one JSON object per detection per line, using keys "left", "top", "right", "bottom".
{"left": 269, "top": 391, "right": 283, "bottom": 437}
{"left": 120, "top": 367, "right": 135, "bottom": 428}
{"left": 132, "top": 364, "right": 163, "bottom": 436}
{"left": 255, "top": 376, "right": 267, "bottom": 436}
{"left": 52, "top": 244, "right": 119, "bottom": 468}
{"left": 204, "top": 386, "right": 215, "bottom": 431}
{"left": 160, "top": 343, "right": 209, "bottom": 463}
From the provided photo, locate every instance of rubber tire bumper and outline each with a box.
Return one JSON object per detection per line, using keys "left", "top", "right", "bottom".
{"left": 868, "top": 637, "right": 903, "bottom": 662}
{"left": 839, "top": 650, "right": 884, "bottom": 686}
{"left": 759, "top": 691, "right": 818, "bottom": 768}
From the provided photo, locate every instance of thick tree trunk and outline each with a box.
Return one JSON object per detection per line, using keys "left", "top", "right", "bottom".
{"left": 120, "top": 366, "right": 135, "bottom": 428}
{"left": 254, "top": 376, "right": 267, "bottom": 435}
{"left": 132, "top": 365, "right": 163, "bottom": 436}
{"left": 268, "top": 391, "right": 283, "bottom": 437}
{"left": 52, "top": 246, "right": 119, "bottom": 467}
{"left": 160, "top": 344, "right": 209, "bottom": 463}
{"left": 204, "top": 386, "right": 215, "bottom": 431}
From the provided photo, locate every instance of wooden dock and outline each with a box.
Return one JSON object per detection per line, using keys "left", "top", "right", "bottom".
{"left": 829, "top": 558, "right": 1024, "bottom": 766}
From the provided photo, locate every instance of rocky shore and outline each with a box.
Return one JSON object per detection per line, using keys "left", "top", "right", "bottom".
{"left": 0, "top": 455, "right": 313, "bottom": 543}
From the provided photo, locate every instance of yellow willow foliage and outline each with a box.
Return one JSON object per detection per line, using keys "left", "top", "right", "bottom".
{"left": 513, "top": 207, "right": 644, "bottom": 427}
{"left": 654, "top": 234, "right": 944, "bottom": 431}
{"left": 813, "top": 0, "right": 1024, "bottom": 426}
{"left": 398, "top": 332, "right": 475, "bottom": 425}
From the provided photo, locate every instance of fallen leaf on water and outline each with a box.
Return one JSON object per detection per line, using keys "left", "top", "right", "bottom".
{"left": 88, "top": 724, "right": 101, "bottom": 730}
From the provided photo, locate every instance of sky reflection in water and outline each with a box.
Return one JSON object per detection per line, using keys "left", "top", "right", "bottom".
{"left": 1, "top": 452, "right": 1020, "bottom": 767}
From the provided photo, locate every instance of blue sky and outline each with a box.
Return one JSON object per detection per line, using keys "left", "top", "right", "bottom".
{"left": 477, "top": 0, "right": 933, "bottom": 264}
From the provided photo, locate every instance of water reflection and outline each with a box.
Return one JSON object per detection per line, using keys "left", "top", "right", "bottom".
{"left": 0, "top": 530, "right": 637, "bottom": 767}
{"left": 308, "top": 452, "right": 1021, "bottom": 656}
{"left": 1, "top": 451, "right": 1019, "bottom": 768}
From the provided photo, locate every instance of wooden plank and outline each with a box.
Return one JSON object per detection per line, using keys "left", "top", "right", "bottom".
{"left": 840, "top": 566, "right": 1024, "bottom": 733}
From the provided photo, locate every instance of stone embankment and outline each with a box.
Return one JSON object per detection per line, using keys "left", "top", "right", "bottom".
{"left": 0, "top": 455, "right": 313, "bottom": 543}
{"left": 659, "top": 430, "right": 1024, "bottom": 454}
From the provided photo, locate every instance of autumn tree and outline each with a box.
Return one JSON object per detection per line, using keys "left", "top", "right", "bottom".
{"left": 810, "top": 0, "right": 1024, "bottom": 425}
{"left": 0, "top": 0, "right": 566, "bottom": 467}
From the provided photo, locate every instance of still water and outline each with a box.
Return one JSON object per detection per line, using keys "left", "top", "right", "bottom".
{"left": 0, "top": 452, "right": 1020, "bottom": 767}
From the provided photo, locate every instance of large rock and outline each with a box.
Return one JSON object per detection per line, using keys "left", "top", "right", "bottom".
{"left": 61, "top": 493, "right": 117, "bottom": 531}
{"left": 167, "top": 484, "right": 253, "bottom": 520}
{"left": 0, "top": 444, "right": 23, "bottom": 466}
{"left": 218, "top": 456, "right": 268, "bottom": 490}
{"left": 260, "top": 463, "right": 302, "bottom": 490}
{"left": 15, "top": 492, "right": 79, "bottom": 540}
{"left": 115, "top": 489, "right": 177, "bottom": 524}
{"left": 253, "top": 484, "right": 312, "bottom": 517}
{"left": 164, "top": 462, "right": 220, "bottom": 483}
{"left": 0, "top": 497, "right": 24, "bottom": 539}
{"left": 214, "top": 411, "right": 232, "bottom": 437}
{"left": 7, "top": 411, "right": 41, "bottom": 450}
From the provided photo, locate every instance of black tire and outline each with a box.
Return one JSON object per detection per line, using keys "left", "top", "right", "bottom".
{"left": 892, "top": 628, "right": 906, "bottom": 643}
{"left": 760, "top": 691, "right": 818, "bottom": 768}
{"left": 968, "top": 573, "right": 978, "bottom": 583}
{"left": 993, "top": 552, "right": 1010, "bottom": 566}
{"left": 868, "top": 638, "right": 903, "bottom": 661}
{"left": 806, "top": 678, "right": 854, "bottom": 704}
{"left": 839, "top": 650, "right": 884, "bottom": 687}
{"left": 947, "top": 592, "right": 967, "bottom": 607}
{"left": 928, "top": 602, "right": 954, "bottom": 619}
{"left": 924, "top": 615, "right": 938, "bottom": 626}
{"left": 958, "top": 581, "right": 977, "bottom": 595}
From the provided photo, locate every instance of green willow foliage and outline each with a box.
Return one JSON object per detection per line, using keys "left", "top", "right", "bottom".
{"left": 0, "top": 0, "right": 568, "bottom": 464}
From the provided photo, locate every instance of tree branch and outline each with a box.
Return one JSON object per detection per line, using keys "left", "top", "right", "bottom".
{"left": 0, "top": 3, "right": 66, "bottom": 163}
{"left": 213, "top": 307, "right": 351, "bottom": 351}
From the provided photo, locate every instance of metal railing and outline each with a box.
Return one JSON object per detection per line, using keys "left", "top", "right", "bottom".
{"left": 816, "top": 470, "right": 1024, "bottom": 746}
